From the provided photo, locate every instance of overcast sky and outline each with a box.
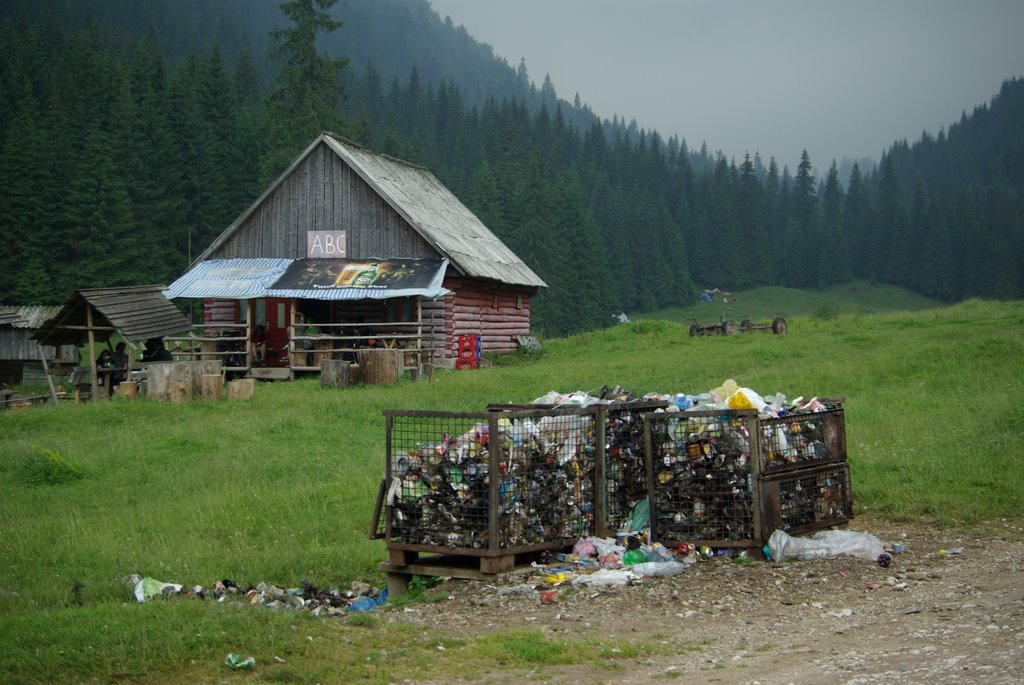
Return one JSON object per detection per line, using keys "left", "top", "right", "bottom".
{"left": 427, "top": 0, "right": 1024, "bottom": 171}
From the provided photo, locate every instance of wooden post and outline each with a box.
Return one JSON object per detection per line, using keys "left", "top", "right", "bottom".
{"left": 227, "top": 378, "right": 255, "bottom": 400}
{"left": 320, "top": 359, "right": 350, "bottom": 388}
{"left": 119, "top": 381, "right": 137, "bottom": 400}
{"left": 200, "top": 373, "right": 222, "bottom": 401}
{"left": 37, "top": 345, "right": 59, "bottom": 405}
{"left": 87, "top": 305, "right": 99, "bottom": 400}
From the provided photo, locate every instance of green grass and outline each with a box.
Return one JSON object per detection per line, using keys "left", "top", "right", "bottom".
{"left": 1, "top": 298, "right": 1023, "bottom": 682}
{"left": 636, "top": 279, "right": 943, "bottom": 326}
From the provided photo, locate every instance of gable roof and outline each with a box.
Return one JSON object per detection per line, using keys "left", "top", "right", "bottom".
{"left": 196, "top": 133, "right": 546, "bottom": 289}
{"left": 33, "top": 286, "right": 192, "bottom": 346}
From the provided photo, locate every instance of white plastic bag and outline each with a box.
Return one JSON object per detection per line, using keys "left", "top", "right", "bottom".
{"left": 768, "top": 529, "right": 885, "bottom": 563}
{"left": 627, "top": 561, "right": 688, "bottom": 577}
{"left": 573, "top": 568, "right": 633, "bottom": 586}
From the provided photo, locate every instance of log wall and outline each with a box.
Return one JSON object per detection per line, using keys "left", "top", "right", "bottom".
{"left": 440, "top": 277, "right": 533, "bottom": 359}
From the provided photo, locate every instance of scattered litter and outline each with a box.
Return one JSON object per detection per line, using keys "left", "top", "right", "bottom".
{"left": 224, "top": 653, "right": 255, "bottom": 670}
{"left": 126, "top": 574, "right": 387, "bottom": 616}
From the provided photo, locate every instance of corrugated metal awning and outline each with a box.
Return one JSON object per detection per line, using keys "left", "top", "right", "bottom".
{"left": 164, "top": 258, "right": 293, "bottom": 299}
{"left": 266, "top": 258, "right": 450, "bottom": 300}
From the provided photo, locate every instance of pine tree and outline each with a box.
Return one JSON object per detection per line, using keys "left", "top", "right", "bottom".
{"left": 819, "top": 160, "right": 852, "bottom": 285}
{"left": 262, "top": 0, "right": 348, "bottom": 182}
{"left": 786, "top": 150, "right": 818, "bottom": 287}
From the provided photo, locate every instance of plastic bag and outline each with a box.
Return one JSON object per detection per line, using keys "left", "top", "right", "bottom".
{"left": 134, "top": 577, "right": 183, "bottom": 602}
{"left": 727, "top": 388, "right": 767, "bottom": 412}
{"left": 627, "top": 561, "right": 688, "bottom": 577}
{"left": 767, "top": 529, "right": 885, "bottom": 563}
{"left": 573, "top": 569, "right": 633, "bottom": 586}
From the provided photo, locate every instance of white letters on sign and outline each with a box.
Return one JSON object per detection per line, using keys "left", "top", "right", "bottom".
{"left": 307, "top": 231, "right": 346, "bottom": 257}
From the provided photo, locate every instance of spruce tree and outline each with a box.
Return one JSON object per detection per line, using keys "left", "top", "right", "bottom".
{"left": 262, "top": 0, "right": 348, "bottom": 182}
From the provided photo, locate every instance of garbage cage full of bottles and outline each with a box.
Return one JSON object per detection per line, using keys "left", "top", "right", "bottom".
{"left": 597, "top": 399, "right": 670, "bottom": 537}
{"left": 642, "top": 399, "right": 851, "bottom": 553}
{"left": 376, "top": 406, "right": 599, "bottom": 574}
{"left": 643, "top": 409, "right": 762, "bottom": 552}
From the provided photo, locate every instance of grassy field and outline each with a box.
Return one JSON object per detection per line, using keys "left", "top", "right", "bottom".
{"left": 636, "top": 280, "right": 943, "bottom": 327}
{"left": 1, "top": 298, "right": 1022, "bottom": 683}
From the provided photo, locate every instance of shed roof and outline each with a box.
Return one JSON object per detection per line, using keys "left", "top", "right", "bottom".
{"left": 33, "top": 286, "right": 192, "bottom": 346}
{"left": 196, "top": 133, "right": 546, "bottom": 289}
{"left": 0, "top": 306, "right": 61, "bottom": 329}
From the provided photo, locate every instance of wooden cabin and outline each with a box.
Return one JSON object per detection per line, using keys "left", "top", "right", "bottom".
{"left": 165, "top": 132, "right": 546, "bottom": 378}
{"left": 0, "top": 306, "right": 79, "bottom": 386}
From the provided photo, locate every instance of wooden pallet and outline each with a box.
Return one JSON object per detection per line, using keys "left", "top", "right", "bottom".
{"left": 380, "top": 551, "right": 543, "bottom": 597}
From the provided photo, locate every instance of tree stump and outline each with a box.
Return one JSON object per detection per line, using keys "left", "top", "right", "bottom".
{"left": 192, "top": 361, "right": 222, "bottom": 397}
{"left": 357, "top": 349, "right": 400, "bottom": 385}
{"left": 170, "top": 381, "right": 190, "bottom": 404}
{"left": 320, "top": 359, "right": 351, "bottom": 388}
{"left": 145, "top": 362, "right": 174, "bottom": 401}
{"left": 200, "top": 373, "right": 222, "bottom": 401}
{"left": 118, "top": 381, "right": 137, "bottom": 400}
{"left": 227, "top": 378, "right": 255, "bottom": 400}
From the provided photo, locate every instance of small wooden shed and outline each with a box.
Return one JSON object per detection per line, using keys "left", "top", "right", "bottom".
{"left": 33, "top": 286, "right": 193, "bottom": 398}
{"left": 0, "top": 306, "right": 79, "bottom": 386}
{"left": 166, "top": 132, "right": 546, "bottom": 376}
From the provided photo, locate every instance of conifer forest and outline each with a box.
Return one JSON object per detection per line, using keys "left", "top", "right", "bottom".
{"left": 1, "top": 0, "right": 1021, "bottom": 336}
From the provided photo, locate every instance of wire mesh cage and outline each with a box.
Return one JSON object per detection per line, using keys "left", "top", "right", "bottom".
{"left": 600, "top": 400, "right": 669, "bottom": 536}
{"left": 644, "top": 410, "right": 760, "bottom": 546}
{"left": 382, "top": 407, "right": 599, "bottom": 559}
{"left": 758, "top": 404, "right": 846, "bottom": 474}
{"left": 760, "top": 463, "right": 852, "bottom": 536}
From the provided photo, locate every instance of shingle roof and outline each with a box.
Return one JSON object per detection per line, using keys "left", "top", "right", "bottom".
{"left": 0, "top": 306, "right": 61, "bottom": 329}
{"left": 33, "top": 286, "right": 192, "bottom": 346}
{"left": 323, "top": 135, "right": 546, "bottom": 288}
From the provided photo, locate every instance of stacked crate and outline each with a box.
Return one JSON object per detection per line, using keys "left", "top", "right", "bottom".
{"left": 642, "top": 401, "right": 851, "bottom": 551}
{"left": 755, "top": 403, "right": 851, "bottom": 537}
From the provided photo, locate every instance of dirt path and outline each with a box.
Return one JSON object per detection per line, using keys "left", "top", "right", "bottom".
{"left": 387, "top": 517, "right": 1024, "bottom": 684}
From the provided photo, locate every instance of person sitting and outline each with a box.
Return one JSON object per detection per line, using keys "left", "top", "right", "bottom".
{"left": 111, "top": 342, "right": 129, "bottom": 384}
{"left": 252, "top": 324, "right": 267, "bottom": 363}
{"left": 141, "top": 337, "right": 172, "bottom": 363}
{"left": 96, "top": 349, "right": 113, "bottom": 368}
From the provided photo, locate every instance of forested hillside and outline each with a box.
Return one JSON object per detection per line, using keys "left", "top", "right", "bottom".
{"left": 0, "top": 0, "right": 1021, "bottom": 336}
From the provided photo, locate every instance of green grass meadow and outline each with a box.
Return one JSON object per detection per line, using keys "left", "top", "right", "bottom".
{"left": 1, "top": 298, "right": 1022, "bottom": 683}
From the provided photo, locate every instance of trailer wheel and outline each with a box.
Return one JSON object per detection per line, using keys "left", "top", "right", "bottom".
{"left": 688, "top": 323, "right": 700, "bottom": 337}
{"left": 740, "top": 318, "right": 753, "bottom": 332}
{"left": 771, "top": 316, "right": 788, "bottom": 335}
{"left": 721, "top": 319, "right": 738, "bottom": 336}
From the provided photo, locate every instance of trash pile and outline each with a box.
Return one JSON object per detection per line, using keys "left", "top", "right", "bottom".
{"left": 495, "top": 527, "right": 896, "bottom": 602}
{"left": 128, "top": 574, "right": 387, "bottom": 615}
{"left": 531, "top": 380, "right": 847, "bottom": 542}
{"left": 387, "top": 409, "right": 598, "bottom": 549}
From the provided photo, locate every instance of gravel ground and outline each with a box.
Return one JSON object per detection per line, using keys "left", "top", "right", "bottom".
{"left": 385, "top": 516, "right": 1024, "bottom": 684}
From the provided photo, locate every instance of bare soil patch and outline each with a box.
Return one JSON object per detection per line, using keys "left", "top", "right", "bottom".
{"left": 386, "top": 517, "right": 1024, "bottom": 684}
